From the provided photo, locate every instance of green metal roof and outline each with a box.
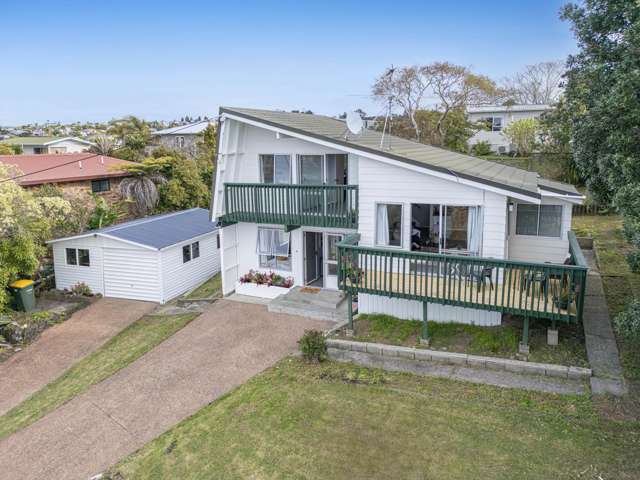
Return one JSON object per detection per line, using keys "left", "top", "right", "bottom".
{"left": 221, "top": 107, "right": 544, "bottom": 199}
{"left": 3, "top": 136, "right": 66, "bottom": 145}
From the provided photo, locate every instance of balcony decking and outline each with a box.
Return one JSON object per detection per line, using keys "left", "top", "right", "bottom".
{"left": 221, "top": 183, "right": 358, "bottom": 229}
{"left": 337, "top": 232, "right": 588, "bottom": 324}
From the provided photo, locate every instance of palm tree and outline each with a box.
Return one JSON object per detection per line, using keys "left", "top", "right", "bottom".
{"left": 119, "top": 173, "right": 167, "bottom": 216}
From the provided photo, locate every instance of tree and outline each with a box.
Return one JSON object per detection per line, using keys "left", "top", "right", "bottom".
{"left": 0, "top": 165, "right": 72, "bottom": 311}
{"left": 0, "top": 143, "right": 14, "bottom": 155}
{"left": 539, "top": 96, "right": 581, "bottom": 184}
{"left": 119, "top": 164, "right": 167, "bottom": 216}
{"left": 562, "top": 0, "right": 640, "bottom": 269}
{"left": 108, "top": 116, "right": 151, "bottom": 161}
{"left": 503, "top": 61, "right": 565, "bottom": 104}
{"left": 372, "top": 65, "right": 433, "bottom": 141}
{"left": 503, "top": 118, "right": 540, "bottom": 157}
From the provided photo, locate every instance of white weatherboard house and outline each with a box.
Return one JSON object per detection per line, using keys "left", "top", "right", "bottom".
{"left": 211, "top": 108, "right": 588, "bottom": 349}
{"left": 467, "top": 104, "right": 551, "bottom": 154}
{"left": 49, "top": 208, "right": 220, "bottom": 303}
{"left": 3, "top": 136, "right": 94, "bottom": 154}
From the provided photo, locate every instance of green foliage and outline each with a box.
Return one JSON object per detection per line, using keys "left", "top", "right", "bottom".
{"left": 502, "top": 118, "right": 539, "bottom": 157}
{"left": 562, "top": 0, "right": 640, "bottom": 270}
{"left": 471, "top": 141, "right": 493, "bottom": 156}
{"left": 614, "top": 300, "right": 640, "bottom": 344}
{"left": 297, "top": 330, "right": 327, "bottom": 363}
{"left": 88, "top": 195, "right": 121, "bottom": 230}
{"left": 0, "top": 143, "right": 14, "bottom": 155}
{"left": 108, "top": 116, "right": 151, "bottom": 161}
{"left": 70, "top": 282, "right": 92, "bottom": 296}
{"left": 0, "top": 165, "right": 72, "bottom": 311}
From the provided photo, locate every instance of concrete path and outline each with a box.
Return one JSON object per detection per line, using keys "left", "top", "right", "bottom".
{"left": 582, "top": 250, "right": 627, "bottom": 396}
{"left": 0, "top": 298, "right": 156, "bottom": 416}
{"left": 0, "top": 300, "right": 331, "bottom": 480}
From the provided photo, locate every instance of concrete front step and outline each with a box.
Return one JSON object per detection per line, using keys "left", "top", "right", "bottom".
{"left": 276, "top": 286, "right": 347, "bottom": 309}
{"left": 268, "top": 299, "right": 347, "bottom": 322}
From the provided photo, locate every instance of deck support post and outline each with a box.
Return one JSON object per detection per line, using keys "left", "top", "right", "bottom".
{"left": 346, "top": 292, "right": 354, "bottom": 336}
{"left": 519, "top": 316, "right": 530, "bottom": 354}
{"left": 420, "top": 301, "right": 430, "bottom": 346}
{"left": 547, "top": 319, "right": 558, "bottom": 346}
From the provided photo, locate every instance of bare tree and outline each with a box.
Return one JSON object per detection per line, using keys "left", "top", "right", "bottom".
{"left": 503, "top": 61, "right": 565, "bottom": 105}
{"left": 429, "top": 62, "right": 499, "bottom": 142}
{"left": 372, "top": 66, "right": 433, "bottom": 141}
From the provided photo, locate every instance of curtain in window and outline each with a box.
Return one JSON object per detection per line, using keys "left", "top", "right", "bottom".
{"left": 256, "top": 229, "right": 290, "bottom": 256}
{"left": 539, "top": 205, "right": 562, "bottom": 237}
{"left": 516, "top": 204, "right": 539, "bottom": 235}
{"left": 467, "top": 206, "right": 483, "bottom": 255}
{"left": 376, "top": 204, "right": 389, "bottom": 245}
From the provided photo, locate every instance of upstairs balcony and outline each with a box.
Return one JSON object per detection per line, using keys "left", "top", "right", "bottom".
{"left": 221, "top": 183, "right": 358, "bottom": 230}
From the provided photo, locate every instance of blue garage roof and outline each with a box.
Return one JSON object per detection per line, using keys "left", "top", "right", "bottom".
{"left": 49, "top": 208, "right": 218, "bottom": 250}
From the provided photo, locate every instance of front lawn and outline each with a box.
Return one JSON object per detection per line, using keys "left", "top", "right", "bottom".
{"left": 334, "top": 313, "right": 588, "bottom": 367}
{"left": 110, "top": 359, "right": 639, "bottom": 480}
{"left": 0, "top": 312, "right": 198, "bottom": 440}
{"left": 572, "top": 215, "right": 640, "bottom": 382}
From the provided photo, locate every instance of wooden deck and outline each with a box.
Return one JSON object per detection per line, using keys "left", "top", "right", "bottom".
{"left": 351, "top": 268, "right": 575, "bottom": 318}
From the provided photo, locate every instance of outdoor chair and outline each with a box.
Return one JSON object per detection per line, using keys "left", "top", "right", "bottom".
{"left": 466, "top": 265, "right": 494, "bottom": 292}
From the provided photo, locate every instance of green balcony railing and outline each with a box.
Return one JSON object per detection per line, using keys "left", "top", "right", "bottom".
{"left": 337, "top": 233, "right": 588, "bottom": 323}
{"left": 222, "top": 183, "right": 358, "bottom": 229}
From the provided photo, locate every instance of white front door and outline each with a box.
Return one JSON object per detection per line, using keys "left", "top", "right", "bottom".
{"left": 324, "top": 233, "right": 343, "bottom": 290}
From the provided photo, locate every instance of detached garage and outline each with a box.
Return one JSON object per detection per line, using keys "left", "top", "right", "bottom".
{"left": 48, "top": 208, "right": 220, "bottom": 303}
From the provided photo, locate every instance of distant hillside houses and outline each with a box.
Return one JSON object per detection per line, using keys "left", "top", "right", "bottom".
{"left": 467, "top": 104, "right": 551, "bottom": 154}
{"left": 150, "top": 120, "right": 213, "bottom": 156}
{"left": 2, "top": 136, "right": 94, "bottom": 154}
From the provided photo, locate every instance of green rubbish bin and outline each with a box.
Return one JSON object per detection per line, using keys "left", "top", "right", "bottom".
{"left": 9, "top": 279, "right": 36, "bottom": 312}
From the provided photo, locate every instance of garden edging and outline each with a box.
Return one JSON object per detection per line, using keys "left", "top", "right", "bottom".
{"left": 326, "top": 339, "right": 592, "bottom": 380}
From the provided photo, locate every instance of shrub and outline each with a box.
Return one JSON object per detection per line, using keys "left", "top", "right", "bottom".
{"left": 239, "top": 270, "right": 293, "bottom": 288}
{"left": 614, "top": 300, "right": 640, "bottom": 343}
{"left": 70, "top": 282, "right": 92, "bottom": 296}
{"left": 471, "top": 140, "right": 492, "bottom": 156}
{"left": 298, "top": 330, "right": 327, "bottom": 363}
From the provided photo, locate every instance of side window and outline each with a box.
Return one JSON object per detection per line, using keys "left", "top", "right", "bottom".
{"left": 78, "top": 249, "right": 90, "bottom": 267}
{"left": 182, "top": 245, "right": 191, "bottom": 263}
{"left": 516, "top": 204, "right": 563, "bottom": 238}
{"left": 66, "top": 248, "right": 77, "bottom": 265}
{"left": 216, "top": 234, "right": 220, "bottom": 249}
{"left": 192, "top": 241, "right": 200, "bottom": 259}
{"left": 91, "top": 179, "right": 111, "bottom": 193}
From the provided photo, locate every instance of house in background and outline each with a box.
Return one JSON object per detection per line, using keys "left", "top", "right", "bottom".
{"left": 2, "top": 136, "right": 94, "bottom": 154}
{"left": 0, "top": 153, "right": 135, "bottom": 202}
{"left": 150, "top": 120, "right": 213, "bottom": 156}
{"left": 467, "top": 104, "right": 551, "bottom": 154}
{"left": 211, "top": 107, "right": 587, "bottom": 351}
{"left": 48, "top": 208, "right": 220, "bottom": 303}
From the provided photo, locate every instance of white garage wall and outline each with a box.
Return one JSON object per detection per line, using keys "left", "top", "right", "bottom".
{"left": 102, "top": 247, "right": 161, "bottom": 302}
{"left": 52, "top": 236, "right": 105, "bottom": 294}
{"left": 161, "top": 232, "right": 221, "bottom": 302}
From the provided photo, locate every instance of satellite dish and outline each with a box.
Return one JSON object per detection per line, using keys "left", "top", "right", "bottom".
{"left": 345, "top": 111, "right": 364, "bottom": 135}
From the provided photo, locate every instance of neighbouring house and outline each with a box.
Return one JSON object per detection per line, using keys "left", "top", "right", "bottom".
{"left": 211, "top": 107, "right": 588, "bottom": 350}
{"left": 150, "top": 120, "right": 213, "bottom": 156}
{"left": 467, "top": 104, "right": 551, "bottom": 154}
{"left": 48, "top": 208, "right": 221, "bottom": 303}
{"left": 2, "top": 136, "right": 94, "bottom": 154}
{"left": 0, "top": 153, "right": 135, "bottom": 202}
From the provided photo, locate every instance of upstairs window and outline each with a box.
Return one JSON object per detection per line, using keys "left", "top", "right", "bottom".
{"left": 260, "top": 154, "right": 291, "bottom": 184}
{"left": 91, "top": 179, "right": 111, "bottom": 193}
{"left": 516, "top": 204, "right": 563, "bottom": 237}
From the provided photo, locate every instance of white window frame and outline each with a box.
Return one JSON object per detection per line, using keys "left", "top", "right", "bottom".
{"left": 259, "top": 154, "right": 292, "bottom": 184}
{"left": 65, "top": 247, "right": 90, "bottom": 267}
{"left": 515, "top": 203, "right": 563, "bottom": 238}
{"left": 257, "top": 227, "right": 292, "bottom": 271}
{"left": 375, "top": 202, "right": 404, "bottom": 249}
{"left": 182, "top": 241, "right": 200, "bottom": 263}
{"left": 176, "top": 136, "right": 185, "bottom": 148}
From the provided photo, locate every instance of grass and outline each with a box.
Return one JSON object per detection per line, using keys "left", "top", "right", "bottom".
{"left": 572, "top": 215, "right": 640, "bottom": 383}
{"left": 0, "top": 312, "right": 198, "bottom": 440}
{"left": 110, "top": 358, "right": 640, "bottom": 480}
{"left": 335, "top": 313, "right": 588, "bottom": 367}
{"left": 185, "top": 273, "right": 221, "bottom": 299}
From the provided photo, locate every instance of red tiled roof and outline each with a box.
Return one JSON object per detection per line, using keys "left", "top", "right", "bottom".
{"left": 0, "top": 153, "right": 137, "bottom": 186}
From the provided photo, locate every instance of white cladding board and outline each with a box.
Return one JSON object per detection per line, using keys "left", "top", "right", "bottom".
{"left": 507, "top": 198, "right": 573, "bottom": 264}
{"left": 161, "top": 233, "right": 220, "bottom": 302}
{"left": 103, "top": 248, "right": 161, "bottom": 302}
{"left": 52, "top": 238, "right": 104, "bottom": 294}
{"left": 358, "top": 294, "right": 502, "bottom": 326}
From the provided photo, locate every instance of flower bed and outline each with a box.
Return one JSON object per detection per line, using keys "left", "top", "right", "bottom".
{"left": 236, "top": 270, "right": 294, "bottom": 299}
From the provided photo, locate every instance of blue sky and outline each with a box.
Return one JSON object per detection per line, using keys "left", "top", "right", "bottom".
{"left": 0, "top": 0, "right": 577, "bottom": 125}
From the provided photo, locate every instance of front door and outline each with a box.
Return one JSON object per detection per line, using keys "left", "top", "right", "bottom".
{"left": 304, "top": 231, "right": 323, "bottom": 286}
{"left": 324, "top": 233, "right": 343, "bottom": 290}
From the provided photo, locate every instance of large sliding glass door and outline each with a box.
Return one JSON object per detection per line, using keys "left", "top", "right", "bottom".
{"left": 411, "top": 204, "right": 482, "bottom": 256}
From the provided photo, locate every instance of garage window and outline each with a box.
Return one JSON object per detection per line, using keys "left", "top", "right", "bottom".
{"left": 182, "top": 242, "right": 200, "bottom": 263}
{"left": 78, "top": 249, "right": 91, "bottom": 266}
{"left": 66, "top": 248, "right": 77, "bottom": 265}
